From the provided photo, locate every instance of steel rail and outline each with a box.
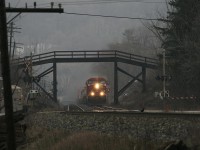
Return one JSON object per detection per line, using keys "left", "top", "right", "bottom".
{"left": 34, "top": 110, "right": 200, "bottom": 119}
{"left": 61, "top": 112, "right": 200, "bottom": 119}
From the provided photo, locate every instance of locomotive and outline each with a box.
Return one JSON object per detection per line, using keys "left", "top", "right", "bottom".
{"left": 80, "top": 77, "right": 109, "bottom": 105}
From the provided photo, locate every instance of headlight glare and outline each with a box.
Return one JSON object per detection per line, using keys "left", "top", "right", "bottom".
{"left": 90, "top": 91, "right": 95, "bottom": 96}
{"left": 95, "top": 83, "right": 100, "bottom": 89}
{"left": 100, "top": 91, "right": 105, "bottom": 96}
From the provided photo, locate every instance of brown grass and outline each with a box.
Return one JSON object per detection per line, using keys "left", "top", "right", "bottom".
{"left": 21, "top": 120, "right": 200, "bottom": 150}
{"left": 23, "top": 127, "right": 67, "bottom": 150}
{"left": 49, "top": 132, "right": 133, "bottom": 150}
{"left": 23, "top": 127, "right": 159, "bottom": 150}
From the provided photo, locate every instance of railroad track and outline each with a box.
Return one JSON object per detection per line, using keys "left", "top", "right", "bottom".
{"left": 63, "top": 104, "right": 85, "bottom": 112}
{"left": 36, "top": 104, "right": 200, "bottom": 118}
{"left": 36, "top": 104, "right": 131, "bottom": 114}
{"left": 59, "top": 104, "right": 200, "bottom": 117}
{"left": 8, "top": 102, "right": 196, "bottom": 117}
{"left": 56, "top": 110, "right": 200, "bottom": 120}
{"left": 91, "top": 105, "right": 136, "bottom": 112}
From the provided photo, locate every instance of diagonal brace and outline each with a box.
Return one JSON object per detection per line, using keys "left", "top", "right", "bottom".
{"left": 37, "top": 66, "right": 53, "bottom": 78}
{"left": 118, "top": 72, "right": 142, "bottom": 96}
{"left": 117, "top": 67, "right": 142, "bottom": 83}
{"left": 23, "top": 70, "right": 54, "bottom": 101}
{"left": 33, "top": 80, "right": 54, "bottom": 101}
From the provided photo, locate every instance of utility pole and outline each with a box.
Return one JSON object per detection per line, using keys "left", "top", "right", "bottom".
{"left": 0, "top": 0, "right": 16, "bottom": 150}
{"left": 9, "top": 22, "right": 14, "bottom": 57}
{"left": 0, "top": 2, "right": 64, "bottom": 150}
{"left": 12, "top": 41, "right": 16, "bottom": 59}
{"left": 30, "top": 51, "right": 33, "bottom": 89}
{"left": 8, "top": 23, "right": 21, "bottom": 59}
{"left": 11, "top": 42, "right": 24, "bottom": 59}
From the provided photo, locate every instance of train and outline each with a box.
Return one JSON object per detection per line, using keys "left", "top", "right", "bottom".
{"left": 79, "top": 77, "right": 109, "bottom": 105}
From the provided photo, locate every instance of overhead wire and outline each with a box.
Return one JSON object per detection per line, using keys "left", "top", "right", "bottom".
{"left": 49, "top": 0, "right": 165, "bottom": 6}
{"left": 63, "top": 12, "right": 163, "bottom": 21}
{"left": 22, "top": 0, "right": 165, "bottom": 21}
{"left": 6, "top": 1, "right": 166, "bottom": 22}
{"left": 23, "top": 0, "right": 165, "bottom": 8}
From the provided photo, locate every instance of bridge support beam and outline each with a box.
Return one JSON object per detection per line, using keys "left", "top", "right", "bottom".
{"left": 33, "top": 80, "right": 54, "bottom": 101}
{"left": 142, "top": 67, "right": 146, "bottom": 92}
{"left": 31, "top": 66, "right": 54, "bottom": 101}
{"left": 53, "top": 62, "right": 57, "bottom": 102}
{"left": 114, "top": 61, "right": 118, "bottom": 104}
{"left": 118, "top": 70, "right": 142, "bottom": 97}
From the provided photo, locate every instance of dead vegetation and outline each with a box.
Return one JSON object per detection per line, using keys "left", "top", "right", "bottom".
{"left": 22, "top": 127, "right": 162, "bottom": 150}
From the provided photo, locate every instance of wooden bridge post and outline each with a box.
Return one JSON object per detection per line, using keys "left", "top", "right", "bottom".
{"left": 142, "top": 66, "right": 146, "bottom": 92}
{"left": 114, "top": 61, "right": 118, "bottom": 104}
{"left": 53, "top": 62, "right": 57, "bottom": 102}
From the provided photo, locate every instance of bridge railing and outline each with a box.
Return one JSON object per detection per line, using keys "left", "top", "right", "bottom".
{"left": 12, "top": 50, "right": 158, "bottom": 66}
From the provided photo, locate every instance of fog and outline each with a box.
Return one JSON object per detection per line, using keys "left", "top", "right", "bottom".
{"left": 57, "top": 63, "right": 110, "bottom": 104}
{"left": 6, "top": 0, "right": 167, "bottom": 103}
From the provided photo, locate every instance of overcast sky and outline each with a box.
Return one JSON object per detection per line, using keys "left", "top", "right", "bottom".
{"left": 6, "top": 0, "right": 168, "bottom": 103}
{"left": 7, "top": 0, "right": 167, "bottom": 53}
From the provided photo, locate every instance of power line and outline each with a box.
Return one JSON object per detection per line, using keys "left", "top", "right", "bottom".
{"left": 52, "top": 0, "right": 165, "bottom": 6}
{"left": 6, "top": 8, "right": 164, "bottom": 25}
{"left": 6, "top": 1, "right": 166, "bottom": 24}
{"left": 64, "top": 12, "right": 162, "bottom": 21}
{"left": 21, "top": 0, "right": 165, "bottom": 8}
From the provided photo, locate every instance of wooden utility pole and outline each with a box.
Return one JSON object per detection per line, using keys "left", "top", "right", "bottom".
{"left": 9, "top": 22, "right": 14, "bottom": 57}
{"left": 12, "top": 41, "right": 16, "bottom": 59}
{"left": 0, "top": 0, "right": 16, "bottom": 150}
{"left": 0, "top": 2, "right": 64, "bottom": 150}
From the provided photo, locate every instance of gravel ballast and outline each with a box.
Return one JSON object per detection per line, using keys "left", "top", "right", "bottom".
{"left": 25, "top": 112, "right": 200, "bottom": 142}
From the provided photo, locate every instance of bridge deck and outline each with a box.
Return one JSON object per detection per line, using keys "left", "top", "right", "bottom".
{"left": 12, "top": 50, "right": 158, "bottom": 69}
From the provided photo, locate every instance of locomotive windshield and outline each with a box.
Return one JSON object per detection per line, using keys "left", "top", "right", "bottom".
{"left": 87, "top": 78, "right": 107, "bottom": 85}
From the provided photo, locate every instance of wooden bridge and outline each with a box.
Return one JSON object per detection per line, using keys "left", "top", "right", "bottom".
{"left": 12, "top": 50, "right": 158, "bottom": 104}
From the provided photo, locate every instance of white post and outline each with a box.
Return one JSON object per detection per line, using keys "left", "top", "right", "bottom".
{"left": 31, "top": 52, "right": 33, "bottom": 89}
{"left": 163, "top": 49, "right": 166, "bottom": 98}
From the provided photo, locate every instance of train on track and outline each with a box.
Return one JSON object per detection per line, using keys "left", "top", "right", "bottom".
{"left": 79, "top": 77, "right": 109, "bottom": 105}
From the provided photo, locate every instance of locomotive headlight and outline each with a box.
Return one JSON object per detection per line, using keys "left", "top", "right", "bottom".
{"left": 100, "top": 91, "right": 105, "bottom": 96}
{"left": 90, "top": 91, "right": 95, "bottom": 96}
{"left": 95, "top": 83, "right": 100, "bottom": 89}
